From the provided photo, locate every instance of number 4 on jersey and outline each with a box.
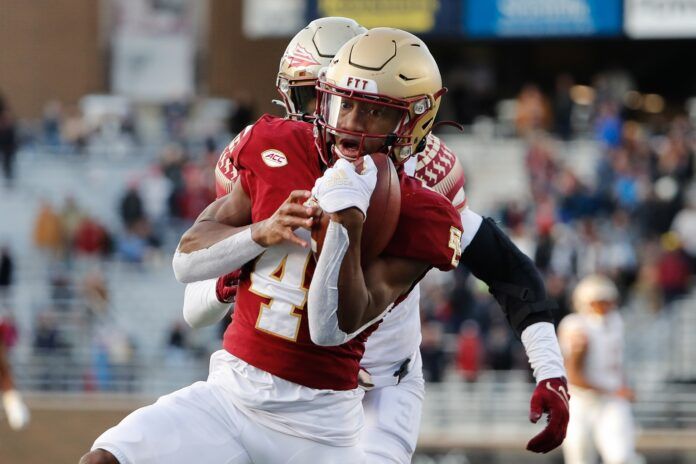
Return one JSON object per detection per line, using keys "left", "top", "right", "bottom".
{"left": 249, "top": 242, "right": 312, "bottom": 341}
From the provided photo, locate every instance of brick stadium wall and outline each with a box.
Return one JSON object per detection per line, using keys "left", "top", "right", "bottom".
{"left": 0, "top": 0, "right": 287, "bottom": 119}
{"left": 0, "top": 0, "right": 105, "bottom": 118}
{"left": 207, "top": 0, "right": 287, "bottom": 118}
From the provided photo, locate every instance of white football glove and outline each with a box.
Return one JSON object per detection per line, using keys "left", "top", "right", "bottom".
{"left": 312, "top": 156, "right": 377, "bottom": 219}
{"left": 3, "top": 389, "right": 30, "bottom": 430}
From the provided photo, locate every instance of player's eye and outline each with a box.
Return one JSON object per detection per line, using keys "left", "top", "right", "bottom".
{"left": 340, "top": 100, "right": 353, "bottom": 111}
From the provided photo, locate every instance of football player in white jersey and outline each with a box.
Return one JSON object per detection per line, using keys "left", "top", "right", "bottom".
{"left": 559, "top": 274, "right": 639, "bottom": 464}
{"left": 183, "top": 18, "right": 569, "bottom": 463}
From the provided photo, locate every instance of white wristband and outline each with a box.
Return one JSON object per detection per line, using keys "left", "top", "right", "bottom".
{"left": 183, "top": 279, "right": 232, "bottom": 329}
{"left": 521, "top": 322, "right": 567, "bottom": 383}
{"left": 172, "top": 228, "right": 265, "bottom": 284}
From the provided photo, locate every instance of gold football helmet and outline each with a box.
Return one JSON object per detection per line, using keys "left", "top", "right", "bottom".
{"left": 316, "top": 27, "right": 445, "bottom": 165}
{"left": 276, "top": 17, "right": 366, "bottom": 119}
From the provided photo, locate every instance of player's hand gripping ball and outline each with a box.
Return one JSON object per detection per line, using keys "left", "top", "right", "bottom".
{"left": 526, "top": 377, "right": 570, "bottom": 453}
{"left": 310, "top": 153, "right": 400, "bottom": 264}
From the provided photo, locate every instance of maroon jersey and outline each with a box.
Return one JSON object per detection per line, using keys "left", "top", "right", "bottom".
{"left": 214, "top": 126, "right": 249, "bottom": 198}
{"left": 222, "top": 114, "right": 462, "bottom": 390}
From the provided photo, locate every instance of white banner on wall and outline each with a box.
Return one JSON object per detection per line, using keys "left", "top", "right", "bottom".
{"left": 625, "top": 0, "right": 696, "bottom": 38}
{"left": 112, "top": 35, "right": 194, "bottom": 101}
{"left": 243, "top": 0, "right": 305, "bottom": 38}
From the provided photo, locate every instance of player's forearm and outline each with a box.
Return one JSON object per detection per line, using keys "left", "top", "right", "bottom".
{"left": 173, "top": 225, "right": 265, "bottom": 283}
{"left": 332, "top": 209, "right": 373, "bottom": 332}
{"left": 307, "top": 221, "right": 362, "bottom": 346}
{"left": 183, "top": 279, "right": 232, "bottom": 329}
{"left": 462, "top": 218, "right": 554, "bottom": 336}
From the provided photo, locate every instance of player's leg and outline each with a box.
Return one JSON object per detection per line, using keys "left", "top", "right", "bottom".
{"left": 360, "top": 354, "right": 425, "bottom": 464}
{"left": 241, "top": 419, "right": 366, "bottom": 464}
{"left": 563, "top": 392, "right": 599, "bottom": 464}
{"left": 81, "top": 380, "right": 251, "bottom": 464}
{"left": 595, "top": 397, "right": 637, "bottom": 464}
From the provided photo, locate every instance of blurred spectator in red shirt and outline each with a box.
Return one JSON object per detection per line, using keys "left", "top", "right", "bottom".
{"left": 657, "top": 232, "right": 692, "bottom": 305}
{"left": 456, "top": 321, "right": 482, "bottom": 383}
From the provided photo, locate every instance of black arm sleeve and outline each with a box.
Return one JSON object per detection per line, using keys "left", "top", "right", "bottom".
{"left": 460, "top": 217, "right": 555, "bottom": 337}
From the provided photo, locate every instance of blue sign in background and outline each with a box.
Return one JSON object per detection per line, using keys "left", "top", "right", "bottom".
{"left": 465, "top": 0, "right": 623, "bottom": 38}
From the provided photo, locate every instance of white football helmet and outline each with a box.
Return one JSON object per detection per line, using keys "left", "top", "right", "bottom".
{"left": 572, "top": 274, "right": 619, "bottom": 315}
{"left": 276, "top": 17, "right": 366, "bottom": 119}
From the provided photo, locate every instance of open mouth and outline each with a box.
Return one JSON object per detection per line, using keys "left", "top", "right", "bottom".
{"left": 335, "top": 137, "right": 362, "bottom": 160}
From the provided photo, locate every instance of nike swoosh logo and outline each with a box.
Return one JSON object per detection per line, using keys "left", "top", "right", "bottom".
{"left": 547, "top": 382, "right": 570, "bottom": 410}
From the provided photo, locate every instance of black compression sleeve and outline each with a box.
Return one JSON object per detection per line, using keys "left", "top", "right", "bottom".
{"left": 460, "top": 217, "right": 554, "bottom": 336}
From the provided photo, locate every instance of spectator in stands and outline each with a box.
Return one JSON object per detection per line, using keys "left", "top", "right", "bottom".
{"left": 33, "top": 199, "right": 63, "bottom": 259}
{"left": 140, "top": 165, "right": 173, "bottom": 232}
{"left": 74, "top": 215, "right": 111, "bottom": 257}
{"left": 515, "top": 83, "right": 551, "bottom": 137}
{"left": 81, "top": 268, "right": 109, "bottom": 320}
{"left": 0, "top": 245, "right": 14, "bottom": 305}
{"left": 33, "top": 311, "right": 69, "bottom": 390}
{"left": 594, "top": 101, "right": 622, "bottom": 148}
{"left": 227, "top": 92, "right": 255, "bottom": 135}
{"left": 455, "top": 320, "right": 482, "bottom": 383}
{"left": 657, "top": 232, "right": 692, "bottom": 305}
{"left": 119, "top": 181, "right": 145, "bottom": 229}
{"left": 42, "top": 100, "right": 63, "bottom": 150}
{"left": 59, "top": 195, "right": 84, "bottom": 258}
{"left": 61, "top": 105, "right": 88, "bottom": 154}
{"left": 50, "top": 271, "right": 75, "bottom": 312}
{"left": 671, "top": 183, "right": 696, "bottom": 270}
{"left": 552, "top": 73, "right": 575, "bottom": 141}
{"left": 420, "top": 320, "right": 447, "bottom": 383}
{"left": 0, "top": 93, "right": 18, "bottom": 188}
{"left": 485, "top": 320, "right": 516, "bottom": 376}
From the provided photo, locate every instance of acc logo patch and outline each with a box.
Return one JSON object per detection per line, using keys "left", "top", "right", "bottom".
{"left": 261, "top": 149, "right": 288, "bottom": 167}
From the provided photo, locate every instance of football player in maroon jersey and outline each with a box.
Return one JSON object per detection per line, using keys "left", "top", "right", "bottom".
{"left": 81, "top": 27, "right": 567, "bottom": 464}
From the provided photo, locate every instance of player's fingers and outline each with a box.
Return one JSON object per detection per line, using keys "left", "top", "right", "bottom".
{"left": 287, "top": 190, "right": 312, "bottom": 204}
{"left": 280, "top": 214, "right": 313, "bottom": 227}
{"left": 526, "top": 406, "right": 568, "bottom": 453}
{"left": 281, "top": 229, "right": 307, "bottom": 248}
{"left": 280, "top": 203, "right": 314, "bottom": 218}
{"left": 529, "top": 394, "right": 544, "bottom": 424}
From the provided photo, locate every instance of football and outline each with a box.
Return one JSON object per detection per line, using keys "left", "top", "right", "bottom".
{"left": 311, "top": 153, "right": 401, "bottom": 264}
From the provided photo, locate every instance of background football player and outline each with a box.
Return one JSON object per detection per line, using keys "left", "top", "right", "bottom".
{"left": 183, "top": 19, "right": 569, "bottom": 463}
{"left": 559, "top": 274, "right": 641, "bottom": 464}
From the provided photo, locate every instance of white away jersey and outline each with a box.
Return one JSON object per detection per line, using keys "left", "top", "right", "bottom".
{"left": 559, "top": 311, "right": 625, "bottom": 393}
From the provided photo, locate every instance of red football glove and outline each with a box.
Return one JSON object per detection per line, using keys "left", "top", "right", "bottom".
{"left": 216, "top": 270, "right": 241, "bottom": 304}
{"left": 526, "top": 377, "right": 570, "bottom": 453}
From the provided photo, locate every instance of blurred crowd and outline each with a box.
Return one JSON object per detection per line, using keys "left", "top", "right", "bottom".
{"left": 418, "top": 71, "right": 696, "bottom": 384}
{"left": 2, "top": 66, "right": 696, "bottom": 391}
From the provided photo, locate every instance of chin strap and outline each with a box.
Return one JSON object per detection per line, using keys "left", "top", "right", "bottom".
{"left": 432, "top": 120, "right": 465, "bottom": 132}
